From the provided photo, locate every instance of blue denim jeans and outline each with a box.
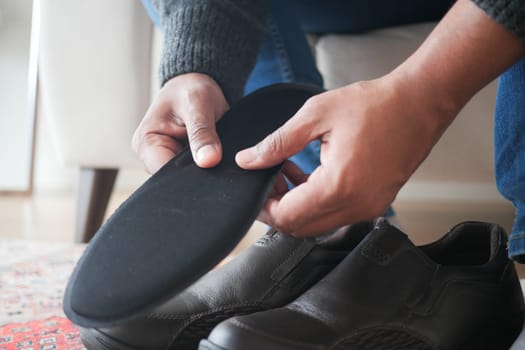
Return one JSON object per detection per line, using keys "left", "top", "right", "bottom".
{"left": 496, "top": 60, "right": 525, "bottom": 263}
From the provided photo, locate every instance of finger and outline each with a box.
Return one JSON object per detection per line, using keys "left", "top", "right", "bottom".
{"left": 259, "top": 166, "right": 331, "bottom": 232}
{"left": 181, "top": 109, "right": 222, "bottom": 168}
{"left": 268, "top": 173, "right": 289, "bottom": 198}
{"left": 138, "top": 134, "right": 183, "bottom": 174}
{"left": 142, "top": 146, "right": 176, "bottom": 174}
{"left": 263, "top": 194, "right": 351, "bottom": 237}
{"left": 235, "top": 102, "right": 324, "bottom": 169}
{"left": 256, "top": 193, "right": 284, "bottom": 226}
{"left": 132, "top": 104, "right": 190, "bottom": 173}
{"left": 267, "top": 161, "right": 307, "bottom": 201}
{"left": 281, "top": 160, "right": 309, "bottom": 187}
{"left": 261, "top": 166, "right": 364, "bottom": 236}
{"left": 264, "top": 181, "right": 379, "bottom": 237}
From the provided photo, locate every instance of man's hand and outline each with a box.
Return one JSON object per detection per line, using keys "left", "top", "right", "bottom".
{"left": 132, "top": 73, "right": 229, "bottom": 173}
{"left": 236, "top": 76, "right": 452, "bottom": 236}
{"left": 236, "top": 0, "right": 525, "bottom": 236}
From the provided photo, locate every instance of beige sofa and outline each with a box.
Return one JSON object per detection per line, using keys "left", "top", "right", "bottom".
{"left": 38, "top": 0, "right": 499, "bottom": 242}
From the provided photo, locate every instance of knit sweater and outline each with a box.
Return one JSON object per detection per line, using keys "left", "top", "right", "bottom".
{"left": 155, "top": 0, "right": 525, "bottom": 102}
{"left": 473, "top": 0, "right": 525, "bottom": 41}
{"left": 153, "top": 0, "right": 267, "bottom": 103}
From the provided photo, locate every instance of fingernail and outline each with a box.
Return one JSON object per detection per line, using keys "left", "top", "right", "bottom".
{"left": 236, "top": 148, "right": 258, "bottom": 165}
{"left": 196, "top": 145, "right": 216, "bottom": 164}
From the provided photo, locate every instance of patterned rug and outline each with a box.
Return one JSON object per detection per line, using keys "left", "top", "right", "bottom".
{"left": 0, "top": 240, "right": 86, "bottom": 349}
{"left": 0, "top": 239, "right": 235, "bottom": 350}
{"left": 0, "top": 317, "right": 83, "bottom": 350}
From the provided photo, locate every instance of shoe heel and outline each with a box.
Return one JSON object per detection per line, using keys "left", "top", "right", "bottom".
{"left": 466, "top": 313, "right": 524, "bottom": 350}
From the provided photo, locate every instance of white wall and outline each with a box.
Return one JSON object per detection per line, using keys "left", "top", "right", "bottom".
{"left": 0, "top": 0, "right": 34, "bottom": 191}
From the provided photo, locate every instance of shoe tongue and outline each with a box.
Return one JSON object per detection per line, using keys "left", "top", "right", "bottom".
{"left": 359, "top": 219, "right": 413, "bottom": 263}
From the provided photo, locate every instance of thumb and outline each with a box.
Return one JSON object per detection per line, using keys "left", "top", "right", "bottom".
{"left": 185, "top": 112, "right": 222, "bottom": 168}
{"left": 236, "top": 107, "right": 322, "bottom": 169}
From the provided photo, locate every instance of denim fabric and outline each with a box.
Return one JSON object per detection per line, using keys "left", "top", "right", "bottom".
{"left": 495, "top": 59, "right": 525, "bottom": 263}
{"left": 244, "top": 1, "right": 324, "bottom": 176}
{"left": 140, "top": 0, "right": 160, "bottom": 27}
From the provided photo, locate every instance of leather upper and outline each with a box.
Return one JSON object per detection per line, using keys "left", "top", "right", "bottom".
{"left": 206, "top": 221, "right": 525, "bottom": 350}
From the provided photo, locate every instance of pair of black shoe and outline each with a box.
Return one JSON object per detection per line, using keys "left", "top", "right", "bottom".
{"left": 80, "top": 220, "right": 525, "bottom": 350}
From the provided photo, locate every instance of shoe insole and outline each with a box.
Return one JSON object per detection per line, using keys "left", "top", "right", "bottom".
{"left": 63, "top": 83, "right": 322, "bottom": 327}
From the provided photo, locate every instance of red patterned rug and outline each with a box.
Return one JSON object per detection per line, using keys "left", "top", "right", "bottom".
{"left": 0, "top": 317, "right": 83, "bottom": 350}
{"left": 0, "top": 238, "right": 236, "bottom": 350}
{"left": 0, "top": 240, "right": 86, "bottom": 349}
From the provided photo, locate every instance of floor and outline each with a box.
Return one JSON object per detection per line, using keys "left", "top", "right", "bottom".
{"left": 0, "top": 191, "right": 523, "bottom": 276}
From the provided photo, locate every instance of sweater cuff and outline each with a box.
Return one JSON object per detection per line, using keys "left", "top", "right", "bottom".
{"left": 158, "top": 0, "right": 267, "bottom": 103}
{"left": 472, "top": 0, "right": 525, "bottom": 43}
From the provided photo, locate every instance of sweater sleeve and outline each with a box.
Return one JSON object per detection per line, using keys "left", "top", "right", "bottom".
{"left": 471, "top": 0, "right": 525, "bottom": 43}
{"left": 153, "top": 0, "right": 268, "bottom": 103}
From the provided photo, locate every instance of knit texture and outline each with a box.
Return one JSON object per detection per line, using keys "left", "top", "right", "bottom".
{"left": 155, "top": 0, "right": 268, "bottom": 103}
{"left": 472, "top": 0, "right": 525, "bottom": 42}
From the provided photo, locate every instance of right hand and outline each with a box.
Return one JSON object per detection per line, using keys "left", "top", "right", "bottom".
{"left": 132, "top": 73, "right": 229, "bottom": 173}
{"left": 235, "top": 77, "right": 454, "bottom": 235}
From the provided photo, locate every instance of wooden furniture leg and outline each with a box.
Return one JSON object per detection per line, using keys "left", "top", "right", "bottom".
{"left": 75, "top": 167, "right": 118, "bottom": 243}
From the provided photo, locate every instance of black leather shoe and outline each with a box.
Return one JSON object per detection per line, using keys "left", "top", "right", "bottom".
{"left": 201, "top": 220, "right": 525, "bottom": 350}
{"left": 80, "top": 222, "right": 374, "bottom": 350}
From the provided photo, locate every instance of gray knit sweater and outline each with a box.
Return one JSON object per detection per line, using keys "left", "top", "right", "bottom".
{"left": 473, "top": 0, "right": 525, "bottom": 41}
{"left": 155, "top": 0, "right": 525, "bottom": 103}
{"left": 153, "top": 0, "right": 267, "bottom": 103}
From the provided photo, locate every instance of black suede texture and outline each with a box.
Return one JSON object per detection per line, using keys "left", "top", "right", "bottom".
{"left": 63, "top": 84, "right": 322, "bottom": 328}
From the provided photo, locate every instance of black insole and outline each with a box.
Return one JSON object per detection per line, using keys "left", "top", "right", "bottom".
{"left": 63, "top": 83, "right": 322, "bottom": 328}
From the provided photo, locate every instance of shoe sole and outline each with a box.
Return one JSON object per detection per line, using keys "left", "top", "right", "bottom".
{"left": 198, "top": 314, "right": 525, "bottom": 350}
{"left": 170, "top": 306, "right": 263, "bottom": 349}
{"left": 80, "top": 306, "right": 263, "bottom": 350}
{"left": 81, "top": 328, "right": 137, "bottom": 350}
